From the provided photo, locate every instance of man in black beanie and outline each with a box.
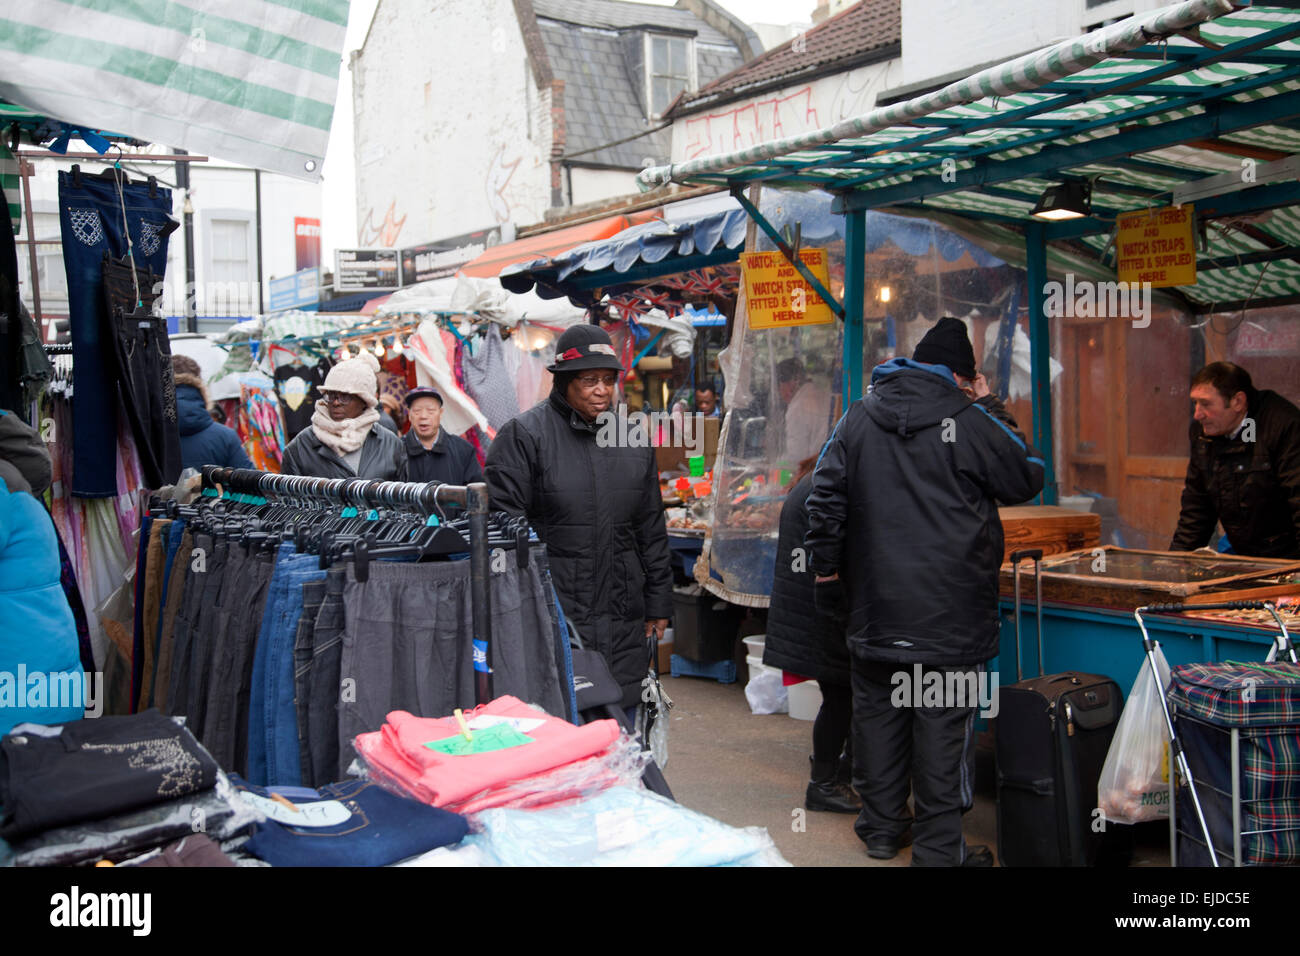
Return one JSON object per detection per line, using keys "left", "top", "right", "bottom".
{"left": 804, "top": 316, "right": 1044, "bottom": 866}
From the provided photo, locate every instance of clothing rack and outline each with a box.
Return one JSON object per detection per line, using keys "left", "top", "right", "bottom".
{"left": 201, "top": 466, "right": 495, "bottom": 704}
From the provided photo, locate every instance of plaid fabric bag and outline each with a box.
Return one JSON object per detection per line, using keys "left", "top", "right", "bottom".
{"left": 1169, "top": 662, "right": 1300, "bottom": 865}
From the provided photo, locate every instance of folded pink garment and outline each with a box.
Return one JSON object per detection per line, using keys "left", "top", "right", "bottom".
{"left": 353, "top": 696, "right": 620, "bottom": 808}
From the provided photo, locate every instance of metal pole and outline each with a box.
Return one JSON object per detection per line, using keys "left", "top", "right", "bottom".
{"left": 842, "top": 207, "right": 865, "bottom": 403}
{"left": 467, "top": 482, "right": 494, "bottom": 704}
{"left": 254, "top": 168, "right": 265, "bottom": 314}
{"left": 1024, "top": 221, "right": 1057, "bottom": 504}
{"left": 176, "top": 150, "right": 198, "bottom": 333}
{"left": 18, "top": 157, "right": 42, "bottom": 329}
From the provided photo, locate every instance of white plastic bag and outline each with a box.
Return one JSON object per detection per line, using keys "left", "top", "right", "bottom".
{"left": 1098, "top": 644, "right": 1172, "bottom": 824}
{"left": 745, "top": 666, "right": 789, "bottom": 715}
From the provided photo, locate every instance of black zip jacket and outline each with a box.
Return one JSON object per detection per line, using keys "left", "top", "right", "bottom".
{"left": 401, "top": 428, "right": 483, "bottom": 487}
{"left": 280, "top": 422, "right": 404, "bottom": 480}
{"left": 763, "top": 473, "right": 850, "bottom": 686}
{"left": 1170, "top": 389, "right": 1300, "bottom": 559}
{"left": 804, "top": 358, "right": 1044, "bottom": 666}
{"left": 485, "top": 389, "right": 673, "bottom": 705}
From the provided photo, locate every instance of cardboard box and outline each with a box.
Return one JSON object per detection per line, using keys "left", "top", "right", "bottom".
{"left": 654, "top": 416, "right": 721, "bottom": 473}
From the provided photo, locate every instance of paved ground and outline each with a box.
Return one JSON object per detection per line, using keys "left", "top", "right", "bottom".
{"left": 657, "top": 673, "right": 1170, "bottom": 867}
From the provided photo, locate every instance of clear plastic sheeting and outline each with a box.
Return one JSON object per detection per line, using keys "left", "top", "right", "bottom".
{"left": 463, "top": 785, "right": 790, "bottom": 866}
{"left": 699, "top": 194, "right": 1014, "bottom": 604}
{"left": 357, "top": 733, "right": 650, "bottom": 817}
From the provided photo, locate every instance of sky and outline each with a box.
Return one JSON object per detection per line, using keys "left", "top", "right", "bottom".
{"left": 319, "top": 0, "right": 818, "bottom": 260}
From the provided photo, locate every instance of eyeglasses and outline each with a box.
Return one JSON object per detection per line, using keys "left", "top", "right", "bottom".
{"left": 322, "top": 391, "right": 357, "bottom": 406}
{"left": 575, "top": 373, "right": 618, "bottom": 390}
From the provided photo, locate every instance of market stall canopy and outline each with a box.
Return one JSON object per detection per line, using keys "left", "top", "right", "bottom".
{"left": 376, "top": 275, "right": 588, "bottom": 327}
{"left": 636, "top": 0, "right": 1300, "bottom": 314}
{"left": 0, "top": 0, "right": 349, "bottom": 181}
{"left": 500, "top": 191, "right": 1001, "bottom": 311}
{"left": 458, "top": 213, "right": 655, "bottom": 278}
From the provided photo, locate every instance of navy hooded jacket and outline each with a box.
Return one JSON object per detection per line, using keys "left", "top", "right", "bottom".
{"left": 804, "top": 358, "right": 1044, "bottom": 666}
{"left": 175, "top": 374, "right": 252, "bottom": 473}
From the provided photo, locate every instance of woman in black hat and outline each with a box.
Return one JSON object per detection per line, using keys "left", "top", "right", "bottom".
{"left": 485, "top": 325, "right": 673, "bottom": 711}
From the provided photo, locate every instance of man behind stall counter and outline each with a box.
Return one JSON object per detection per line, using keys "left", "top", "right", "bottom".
{"left": 1170, "top": 362, "right": 1300, "bottom": 559}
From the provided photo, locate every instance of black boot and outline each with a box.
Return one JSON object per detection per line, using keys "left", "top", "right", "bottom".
{"left": 806, "top": 758, "right": 863, "bottom": 813}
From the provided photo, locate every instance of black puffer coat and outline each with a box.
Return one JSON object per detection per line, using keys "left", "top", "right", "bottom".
{"left": 1170, "top": 389, "right": 1300, "bottom": 559}
{"left": 805, "top": 358, "right": 1044, "bottom": 666}
{"left": 486, "top": 389, "right": 673, "bottom": 706}
{"left": 763, "top": 473, "right": 849, "bottom": 686}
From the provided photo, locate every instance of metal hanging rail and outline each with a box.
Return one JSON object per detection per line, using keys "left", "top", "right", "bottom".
{"left": 200, "top": 466, "right": 495, "bottom": 704}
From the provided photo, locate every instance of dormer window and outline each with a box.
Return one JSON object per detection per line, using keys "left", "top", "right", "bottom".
{"left": 647, "top": 33, "right": 695, "bottom": 117}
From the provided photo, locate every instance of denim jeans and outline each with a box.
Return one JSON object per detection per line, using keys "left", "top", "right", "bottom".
{"left": 307, "top": 567, "right": 347, "bottom": 785}
{"left": 292, "top": 579, "right": 327, "bottom": 785}
{"left": 230, "top": 775, "right": 468, "bottom": 868}
{"left": 247, "top": 545, "right": 323, "bottom": 787}
{"left": 103, "top": 253, "right": 181, "bottom": 489}
{"left": 58, "top": 170, "right": 175, "bottom": 497}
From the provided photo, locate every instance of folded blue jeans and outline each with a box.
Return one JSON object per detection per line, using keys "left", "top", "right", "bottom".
{"left": 230, "top": 775, "right": 469, "bottom": 867}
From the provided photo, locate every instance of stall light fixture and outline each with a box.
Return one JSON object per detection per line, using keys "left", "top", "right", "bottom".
{"left": 392, "top": 337, "right": 404, "bottom": 356}
{"left": 879, "top": 286, "right": 892, "bottom": 303}
{"left": 1031, "top": 180, "right": 1091, "bottom": 221}
{"left": 373, "top": 338, "right": 386, "bottom": 358}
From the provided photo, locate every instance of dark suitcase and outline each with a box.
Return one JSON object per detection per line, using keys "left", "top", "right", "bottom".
{"left": 995, "top": 549, "right": 1124, "bottom": 866}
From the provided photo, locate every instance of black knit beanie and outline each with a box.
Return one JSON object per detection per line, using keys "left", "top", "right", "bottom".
{"left": 913, "top": 316, "right": 976, "bottom": 378}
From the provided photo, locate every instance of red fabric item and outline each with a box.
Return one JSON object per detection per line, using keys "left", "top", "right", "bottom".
{"left": 783, "top": 671, "right": 811, "bottom": 687}
{"left": 353, "top": 696, "right": 620, "bottom": 808}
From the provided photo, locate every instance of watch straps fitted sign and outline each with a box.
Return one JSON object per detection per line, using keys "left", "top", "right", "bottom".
{"left": 741, "top": 248, "right": 835, "bottom": 329}
{"left": 1117, "top": 205, "right": 1196, "bottom": 289}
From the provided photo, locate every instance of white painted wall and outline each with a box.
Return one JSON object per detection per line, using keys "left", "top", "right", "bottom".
{"left": 569, "top": 167, "right": 639, "bottom": 207}
{"left": 351, "top": 0, "right": 552, "bottom": 252}
{"left": 900, "top": 0, "right": 1173, "bottom": 85}
{"left": 669, "top": 57, "right": 901, "bottom": 163}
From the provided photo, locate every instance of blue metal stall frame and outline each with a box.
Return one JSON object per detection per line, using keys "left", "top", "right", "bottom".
{"left": 636, "top": 0, "right": 1300, "bottom": 507}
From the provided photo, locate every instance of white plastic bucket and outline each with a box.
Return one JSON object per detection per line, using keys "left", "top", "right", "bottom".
{"left": 787, "top": 680, "right": 822, "bottom": 721}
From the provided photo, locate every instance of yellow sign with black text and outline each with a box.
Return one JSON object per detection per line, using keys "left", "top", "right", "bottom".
{"left": 741, "top": 248, "right": 835, "bottom": 329}
{"left": 1116, "top": 205, "right": 1196, "bottom": 288}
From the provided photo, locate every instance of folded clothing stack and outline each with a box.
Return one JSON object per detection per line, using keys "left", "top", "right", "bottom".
{"left": 465, "top": 786, "right": 790, "bottom": 867}
{"left": 229, "top": 776, "right": 470, "bottom": 867}
{"left": 353, "top": 695, "right": 623, "bottom": 813}
{"left": 0, "top": 710, "right": 259, "bottom": 866}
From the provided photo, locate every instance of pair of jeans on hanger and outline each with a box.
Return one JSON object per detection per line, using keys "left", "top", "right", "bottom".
{"left": 57, "top": 168, "right": 176, "bottom": 496}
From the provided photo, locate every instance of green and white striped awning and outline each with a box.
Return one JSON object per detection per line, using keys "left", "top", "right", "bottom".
{"left": 0, "top": 0, "right": 348, "bottom": 181}
{"left": 638, "top": 1, "right": 1300, "bottom": 313}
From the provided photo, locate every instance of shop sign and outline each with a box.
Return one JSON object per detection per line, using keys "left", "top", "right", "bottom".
{"left": 400, "top": 227, "right": 501, "bottom": 285}
{"left": 1116, "top": 205, "right": 1196, "bottom": 288}
{"left": 267, "top": 267, "right": 320, "bottom": 312}
{"left": 1234, "top": 318, "right": 1300, "bottom": 357}
{"left": 334, "top": 248, "right": 400, "bottom": 292}
{"left": 741, "top": 247, "right": 834, "bottom": 329}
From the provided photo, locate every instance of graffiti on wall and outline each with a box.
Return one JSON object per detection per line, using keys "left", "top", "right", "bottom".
{"left": 683, "top": 86, "right": 818, "bottom": 160}
{"left": 359, "top": 200, "right": 408, "bottom": 248}
{"left": 485, "top": 146, "right": 523, "bottom": 224}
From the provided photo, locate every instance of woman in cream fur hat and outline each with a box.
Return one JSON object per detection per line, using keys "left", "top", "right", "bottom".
{"left": 280, "top": 351, "right": 404, "bottom": 479}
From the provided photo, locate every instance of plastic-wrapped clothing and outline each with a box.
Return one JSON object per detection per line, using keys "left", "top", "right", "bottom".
{"left": 468, "top": 785, "right": 790, "bottom": 866}
{"left": 352, "top": 696, "right": 620, "bottom": 808}
{"left": 1, "top": 769, "right": 259, "bottom": 867}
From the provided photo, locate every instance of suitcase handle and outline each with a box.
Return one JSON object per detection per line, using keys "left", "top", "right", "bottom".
{"left": 1010, "top": 550, "right": 1045, "bottom": 682}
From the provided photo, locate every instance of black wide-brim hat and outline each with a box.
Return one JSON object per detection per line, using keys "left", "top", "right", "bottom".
{"left": 546, "top": 324, "right": 625, "bottom": 373}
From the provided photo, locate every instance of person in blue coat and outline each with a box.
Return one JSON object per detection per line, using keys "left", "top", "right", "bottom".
{"left": 172, "top": 354, "right": 253, "bottom": 473}
{"left": 0, "top": 409, "right": 84, "bottom": 734}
